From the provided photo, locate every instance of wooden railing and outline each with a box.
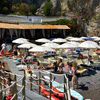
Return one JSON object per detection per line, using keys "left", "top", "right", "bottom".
{"left": 0, "top": 70, "right": 25, "bottom": 100}
{"left": 28, "top": 70, "right": 71, "bottom": 100}
{"left": 0, "top": 69, "right": 71, "bottom": 100}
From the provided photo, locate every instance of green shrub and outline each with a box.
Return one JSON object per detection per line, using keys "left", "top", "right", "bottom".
{"left": 30, "top": 4, "right": 37, "bottom": 15}
{"left": 0, "top": 0, "right": 11, "bottom": 14}
{"left": 43, "top": 0, "right": 53, "bottom": 16}
{"left": 12, "top": 3, "right": 36, "bottom": 16}
{"left": 44, "top": 18, "right": 78, "bottom": 25}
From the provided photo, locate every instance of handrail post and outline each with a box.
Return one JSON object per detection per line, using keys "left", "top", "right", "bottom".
{"left": 50, "top": 73, "right": 52, "bottom": 100}
{"left": 0, "top": 76, "right": 1, "bottom": 86}
{"left": 66, "top": 76, "right": 71, "bottom": 100}
{"left": 0, "top": 90, "right": 3, "bottom": 100}
{"left": 14, "top": 75, "right": 18, "bottom": 100}
{"left": 30, "top": 72, "right": 32, "bottom": 91}
{"left": 64, "top": 75, "right": 67, "bottom": 100}
{"left": 39, "top": 71, "right": 41, "bottom": 95}
{"left": 22, "top": 69, "right": 26, "bottom": 100}
{"left": 0, "top": 76, "right": 3, "bottom": 100}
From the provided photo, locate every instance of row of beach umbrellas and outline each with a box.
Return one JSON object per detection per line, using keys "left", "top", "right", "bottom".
{"left": 12, "top": 37, "right": 100, "bottom": 44}
{"left": 35, "top": 37, "right": 100, "bottom": 43}
{"left": 12, "top": 38, "right": 100, "bottom": 52}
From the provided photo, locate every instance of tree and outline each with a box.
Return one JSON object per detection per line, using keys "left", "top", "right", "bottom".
{"left": 0, "top": 0, "right": 11, "bottom": 14}
{"left": 12, "top": 3, "right": 37, "bottom": 15}
{"left": 2, "top": 7, "right": 9, "bottom": 14}
{"left": 30, "top": 4, "right": 36, "bottom": 15}
{"left": 43, "top": 0, "right": 53, "bottom": 16}
{"left": 19, "top": 3, "right": 30, "bottom": 15}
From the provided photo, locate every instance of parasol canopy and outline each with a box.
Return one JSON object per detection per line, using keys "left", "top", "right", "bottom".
{"left": 58, "top": 42, "right": 80, "bottom": 48}
{"left": 12, "top": 38, "right": 28, "bottom": 44}
{"left": 79, "top": 41, "right": 99, "bottom": 49}
{"left": 29, "top": 46, "right": 54, "bottom": 52}
{"left": 35, "top": 38, "right": 50, "bottom": 43}
{"left": 52, "top": 38, "right": 66, "bottom": 43}
{"left": 41, "top": 42, "right": 59, "bottom": 49}
{"left": 68, "top": 38, "right": 83, "bottom": 42}
{"left": 18, "top": 43, "right": 37, "bottom": 49}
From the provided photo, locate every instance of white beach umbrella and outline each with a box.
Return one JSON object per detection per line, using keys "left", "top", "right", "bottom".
{"left": 52, "top": 38, "right": 66, "bottom": 43}
{"left": 79, "top": 41, "right": 99, "bottom": 49}
{"left": 67, "top": 41, "right": 80, "bottom": 46}
{"left": 69, "top": 38, "right": 83, "bottom": 42}
{"left": 35, "top": 38, "right": 50, "bottom": 43}
{"left": 94, "top": 38, "right": 100, "bottom": 41}
{"left": 41, "top": 42, "right": 59, "bottom": 49}
{"left": 92, "top": 36, "right": 99, "bottom": 39}
{"left": 12, "top": 38, "right": 28, "bottom": 44}
{"left": 80, "top": 37, "right": 87, "bottom": 39}
{"left": 29, "top": 46, "right": 54, "bottom": 52}
{"left": 66, "top": 36, "right": 73, "bottom": 40}
{"left": 92, "top": 37, "right": 100, "bottom": 41}
{"left": 18, "top": 43, "right": 37, "bottom": 49}
{"left": 58, "top": 42, "right": 80, "bottom": 48}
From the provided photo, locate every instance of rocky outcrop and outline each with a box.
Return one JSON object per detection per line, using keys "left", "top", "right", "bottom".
{"left": 66, "top": 0, "right": 100, "bottom": 35}
{"left": 36, "top": 0, "right": 61, "bottom": 16}
{"left": 60, "top": 0, "right": 70, "bottom": 15}
{"left": 10, "top": 0, "right": 100, "bottom": 35}
{"left": 87, "top": 6, "right": 100, "bottom": 36}
{"left": 51, "top": 0, "right": 61, "bottom": 16}
{"left": 35, "top": 2, "right": 45, "bottom": 16}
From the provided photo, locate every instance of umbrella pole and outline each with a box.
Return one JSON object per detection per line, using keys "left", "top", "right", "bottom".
{"left": 42, "top": 29, "right": 45, "bottom": 37}
{"left": 87, "top": 49, "right": 90, "bottom": 65}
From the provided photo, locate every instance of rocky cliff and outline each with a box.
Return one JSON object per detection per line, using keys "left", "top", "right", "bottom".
{"left": 11, "top": 0, "right": 69, "bottom": 16}
{"left": 10, "top": 0, "right": 100, "bottom": 35}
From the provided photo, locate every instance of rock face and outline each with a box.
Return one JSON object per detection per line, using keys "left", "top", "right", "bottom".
{"left": 51, "top": 0, "right": 61, "bottom": 16}
{"left": 10, "top": 0, "right": 100, "bottom": 16}
{"left": 36, "top": 0, "right": 61, "bottom": 16}
{"left": 60, "top": 0, "right": 70, "bottom": 15}
{"left": 36, "top": 0, "right": 70, "bottom": 16}
{"left": 11, "top": 0, "right": 68, "bottom": 16}
{"left": 87, "top": 6, "right": 100, "bottom": 36}
{"left": 9, "top": 0, "right": 100, "bottom": 35}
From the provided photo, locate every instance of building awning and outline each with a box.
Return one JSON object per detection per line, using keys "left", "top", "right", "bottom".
{"left": 0, "top": 23, "right": 70, "bottom": 30}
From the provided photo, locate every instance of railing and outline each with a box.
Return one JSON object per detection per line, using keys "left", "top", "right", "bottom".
{"left": 28, "top": 70, "right": 71, "bottom": 100}
{"left": 0, "top": 69, "right": 71, "bottom": 100}
{"left": 0, "top": 70, "right": 25, "bottom": 100}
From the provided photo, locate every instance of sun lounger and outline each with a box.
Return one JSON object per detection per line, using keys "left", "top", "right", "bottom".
{"left": 77, "top": 68, "right": 88, "bottom": 76}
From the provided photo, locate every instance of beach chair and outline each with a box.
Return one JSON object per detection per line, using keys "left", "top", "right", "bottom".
{"left": 77, "top": 68, "right": 88, "bottom": 76}
{"left": 76, "top": 59, "right": 88, "bottom": 76}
